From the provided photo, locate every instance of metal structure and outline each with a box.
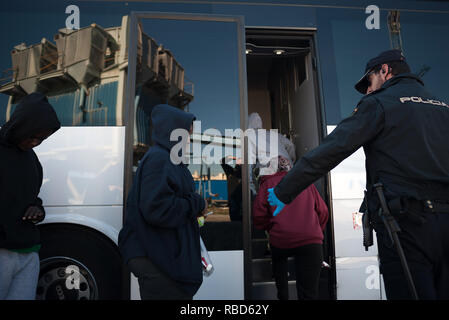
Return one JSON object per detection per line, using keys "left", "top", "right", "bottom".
{"left": 387, "top": 10, "right": 403, "bottom": 51}
{"left": 0, "top": 21, "right": 193, "bottom": 110}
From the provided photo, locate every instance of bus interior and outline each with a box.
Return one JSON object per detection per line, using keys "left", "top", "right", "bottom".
{"left": 245, "top": 28, "right": 335, "bottom": 299}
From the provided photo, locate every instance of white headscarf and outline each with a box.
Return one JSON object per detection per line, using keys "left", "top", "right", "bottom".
{"left": 247, "top": 112, "right": 296, "bottom": 175}
{"left": 248, "top": 112, "right": 263, "bottom": 130}
{"left": 277, "top": 136, "right": 295, "bottom": 172}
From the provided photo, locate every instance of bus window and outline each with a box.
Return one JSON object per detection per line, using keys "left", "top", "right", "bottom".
{"left": 0, "top": 19, "right": 125, "bottom": 127}
{"left": 316, "top": 8, "right": 449, "bottom": 124}
{"left": 131, "top": 17, "right": 244, "bottom": 251}
{"left": 316, "top": 8, "right": 391, "bottom": 124}
{"left": 398, "top": 11, "right": 449, "bottom": 103}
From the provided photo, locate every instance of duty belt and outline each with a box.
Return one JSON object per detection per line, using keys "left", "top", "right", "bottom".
{"left": 404, "top": 198, "right": 449, "bottom": 214}
{"left": 385, "top": 197, "right": 449, "bottom": 226}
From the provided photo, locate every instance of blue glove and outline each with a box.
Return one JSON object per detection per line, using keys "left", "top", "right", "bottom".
{"left": 267, "top": 188, "right": 285, "bottom": 216}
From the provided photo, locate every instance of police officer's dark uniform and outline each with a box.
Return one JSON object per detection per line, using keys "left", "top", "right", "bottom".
{"left": 273, "top": 50, "right": 449, "bottom": 299}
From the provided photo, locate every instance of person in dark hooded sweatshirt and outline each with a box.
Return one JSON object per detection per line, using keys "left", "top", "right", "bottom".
{"left": 0, "top": 92, "right": 61, "bottom": 300}
{"left": 118, "top": 104, "right": 207, "bottom": 300}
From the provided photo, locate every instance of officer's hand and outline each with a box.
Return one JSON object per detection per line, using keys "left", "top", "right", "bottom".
{"left": 22, "top": 206, "right": 45, "bottom": 224}
{"left": 267, "top": 188, "right": 285, "bottom": 217}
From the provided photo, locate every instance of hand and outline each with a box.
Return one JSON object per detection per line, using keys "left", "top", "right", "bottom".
{"left": 267, "top": 188, "right": 285, "bottom": 217}
{"left": 222, "top": 156, "right": 236, "bottom": 164}
{"left": 198, "top": 199, "right": 208, "bottom": 217}
{"left": 23, "top": 206, "right": 44, "bottom": 224}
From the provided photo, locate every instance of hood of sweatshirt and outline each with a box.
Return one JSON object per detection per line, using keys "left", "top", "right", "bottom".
{"left": 151, "top": 104, "right": 196, "bottom": 151}
{"left": 0, "top": 92, "right": 61, "bottom": 147}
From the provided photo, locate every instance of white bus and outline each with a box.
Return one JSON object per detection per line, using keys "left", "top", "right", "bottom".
{"left": 1, "top": 0, "right": 448, "bottom": 300}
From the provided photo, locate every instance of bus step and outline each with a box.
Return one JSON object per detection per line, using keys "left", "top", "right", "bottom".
{"left": 251, "top": 257, "right": 296, "bottom": 283}
{"left": 251, "top": 227, "right": 267, "bottom": 240}
{"left": 251, "top": 238, "right": 270, "bottom": 259}
{"left": 251, "top": 280, "right": 298, "bottom": 300}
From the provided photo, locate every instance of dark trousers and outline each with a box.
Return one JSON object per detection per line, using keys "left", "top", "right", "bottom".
{"left": 376, "top": 213, "right": 449, "bottom": 300}
{"left": 128, "top": 257, "right": 192, "bottom": 300}
{"left": 271, "top": 243, "right": 323, "bottom": 300}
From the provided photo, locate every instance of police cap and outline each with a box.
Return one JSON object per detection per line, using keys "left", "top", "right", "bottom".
{"left": 355, "top": 49, "right": 406, "bottom": 94}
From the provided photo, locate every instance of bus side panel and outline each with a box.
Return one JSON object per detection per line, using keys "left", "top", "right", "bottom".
{"left": 42, "top": 205, "right": 123, "bottom": 244}
{"left": 34, "top": 126, "right": 125, "bottom": 207}
{"left": 327, "top": 126, "right": 383, "bottom": 299}
{"left": 194, "top": 250, "right": 244, "bottom": 300}
{"left": 129, "top": 251, "right": 245, "bottom": 300}
{"left": 336, "top": 257, "right": 381, "bottom": 300}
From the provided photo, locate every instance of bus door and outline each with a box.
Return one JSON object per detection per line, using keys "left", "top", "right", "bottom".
{"left": 124, "top": 12, "right": 251, "bottom": 300}
{"left": 245, "top": 28, "right": 335, "bottom": 299}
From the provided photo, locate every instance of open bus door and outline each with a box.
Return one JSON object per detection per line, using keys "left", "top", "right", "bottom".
{"left": 245, "top": 28, "right": 335, "bottom": 299}
{"left": 124, "top": 12, "right": 252, "bottom": 300}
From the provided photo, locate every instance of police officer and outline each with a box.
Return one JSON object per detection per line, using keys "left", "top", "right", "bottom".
{"left": 267, "top": 49, "right": 449, "bottom": 300}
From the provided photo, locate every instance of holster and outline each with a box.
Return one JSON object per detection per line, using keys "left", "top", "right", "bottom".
{"left": 362, "top": 212, "right": 373, "bottom": 250}
{"left": 362, "top": 191, "right": 373, "bottom": 251}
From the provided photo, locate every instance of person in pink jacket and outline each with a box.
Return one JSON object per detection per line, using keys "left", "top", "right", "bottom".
{"left": 252, "top": 144, "right": 329, "bottom": 300}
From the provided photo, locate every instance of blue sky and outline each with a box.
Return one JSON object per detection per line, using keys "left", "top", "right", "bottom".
{"left": 140, "top": 18, "right": 241, "bottom": 133}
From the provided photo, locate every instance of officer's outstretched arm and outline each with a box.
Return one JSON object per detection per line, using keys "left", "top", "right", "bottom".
{"left": 274, "top": 97, "right": 385, "bottom": 204}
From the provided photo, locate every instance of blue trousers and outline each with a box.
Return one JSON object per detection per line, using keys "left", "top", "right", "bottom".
{"left": 376, "top": 213, "right": 449, "bottom": 300}
{"left": 0, "top": 249, "right": 40, "bottom": 300}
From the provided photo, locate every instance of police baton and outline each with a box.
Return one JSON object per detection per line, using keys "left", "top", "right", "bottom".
{"left": 373, "top": 183, "right": 419, "bottom": 300}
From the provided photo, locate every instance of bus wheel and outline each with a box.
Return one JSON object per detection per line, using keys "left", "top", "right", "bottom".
{"left": 37, "top": 224, "right": 123, "bottom": 300}
{"left": 37, "top": 256, "right": 97, "bottom": 300}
